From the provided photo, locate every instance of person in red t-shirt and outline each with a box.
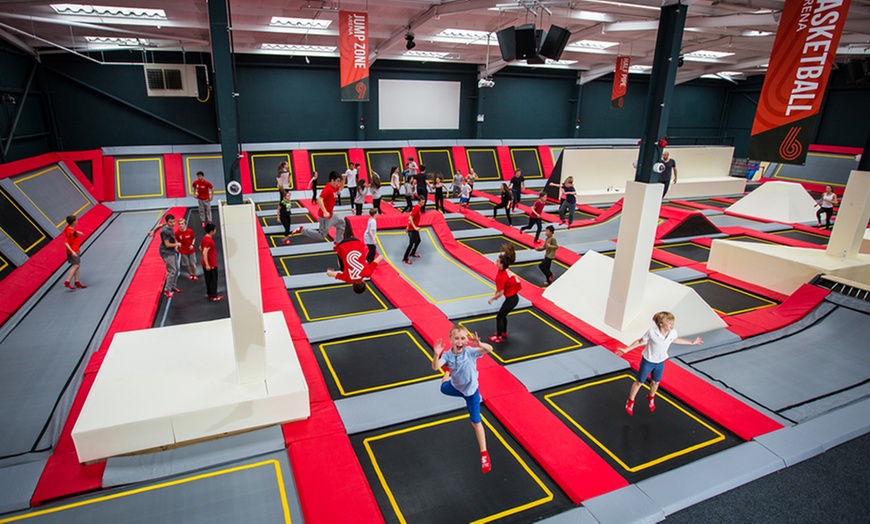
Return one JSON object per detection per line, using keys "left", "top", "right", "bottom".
{"left": 62, "top": 215, "right": 86, "bottom": 290}
{"left": 191, "top": 171, "right": 214, "bottom": 227}
{"left": 487, "top": 244, "right": 521, "bottom": 343}
{"left": 294, "top": 171, "right": 345, "bottom": 242}
{"left": 175, "top": 217, "right": 198, "bottom": 280}
{"left": 200, "top": 223, "right": 223, "bottom": 301}
{"left": 326, "top": 235, "right": 383, "bottom": 294}
{"left": 520, "top": 191, "right": 547, "bottom": 243}
{"left": 402, "top": 195, "right": 425, "bottom": 264}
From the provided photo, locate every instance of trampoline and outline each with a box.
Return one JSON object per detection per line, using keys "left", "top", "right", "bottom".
{"left": 466, "top": 149, "right": 501, "bottom": 181}
{"left": 311, "top": 151, "right": 350, "bottom": 178}
{"left": 537, "top": 373, "right": 740, "bottom": 483}
{"left": 115, "top": 157, "right": 165, "bottom": 199}
{"left": 274, "top": 251, "right": 338, "bottom": 277}
{"left": 769, "top": 229, "right": 829, "bottom": 246}
{"left": 314, "top": 327, "right": 439, "bottom": 398}
{"left": 183, "top": 155, "right": 224, "bottom": 197}
{"left": 685, "top": 199, "right": 732, "bottom": 209}
{"left": 366, "top": 150, "right": 402, "bottom": 178}
{"left": 510, "top": 148, "right": 544, "bottom": 178}
{"left": 655, "top": 242, "right": 711, "bottom": 263}
{"left": 457, "top": 308, "right": 590, "bottom": 364}
{"left": 267, "top": 232, "right": 330, "bottom": 247}
{"left": 260, "top": 212, "right": 313, "bottom": 229}
{"left": 600, "top": 251, "right": 672, "bottom": 272}
{"left": 445, "top": 217, "right": 484, "bottom": 232}
{"left": 9, "top": 165, "right": 93, "bottom": 230}
{"left": 0, "top": 252, "right": 16, "bottom": 282}
{"left": 290, "top": 282, "right": 392, "bottom": 322}
{"left": 683, "top": 279, "right": 777, "bottom": 315}
{"left": 510, "top": 258, "right": 569, "bottom": 286}
{"left": 770, "top": 152, "right": 857, "bottom": 186}
{"left": 256, "top": 200, "right": 304, "bottom": 212}
{"left": 351, "top": 408, "right": 573, "bottom": 523}
{"left": 0, "top": 188, "right": 49, "bottom": 254}
{"left": 457, "top": 235, "right": 529, "bottom": 256}
{"left": 417, "top": 149, "right": 455, "bottom": 178}
{"left": 722, "top": 235, "right": 778, "bottom": 245}
{"left": 250, "top": 153, "right": 292, "bottom": 192}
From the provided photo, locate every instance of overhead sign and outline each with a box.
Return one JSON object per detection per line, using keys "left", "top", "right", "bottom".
{"left": 749, "top": 0, "right": 851, "bottom": 165}
{"left": 611, "top": 56, "right": 630, "bottom": 108}
{"left": 339, "top": 10, "right": 369, "bottom": 102}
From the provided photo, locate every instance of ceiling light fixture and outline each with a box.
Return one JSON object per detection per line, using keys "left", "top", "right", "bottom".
{"left": 260, "top": 44, "right": 337, "bottom": 56}
{"left": 269, "top": 17, "right": 331, "bottom": 30}
{"left": 84, "top": 36, "right": 148, "bottom": 45}
{"left": 50, "top": 3, "right": 166, "bottom": 19}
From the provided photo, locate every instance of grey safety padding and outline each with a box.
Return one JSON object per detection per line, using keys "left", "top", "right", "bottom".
{"left": 582, "top": 485, "right": 665, "bottom": 524}
{"left": 636, "top": 441, "right": 785, "bottom": 517}
{"left": 826, "top": 291, "right": 870, "bottom": 314}
{"left": 699, "top": 208, "right": 723, "bottom": 216}
{"left": 0, "top": 211, "right": 163, "bottom": 459}
{"left": 115, "top": 157, "right": 165, "bottom": 199}
{"left": 563, "top": 241, "right": 618, "bottom": 255}
{"left": 512, "top": 248, "right": 546, "bottom": 264}
{"left": 0, "top": 458, "right": 47, "bottom": 514}
{"left": 57, "top": 161, "right": 98, "bottom": 206}
{"left": 667, "top": 329, "right": 742, "bottom": 358}
{"left": 792, "top": 397, "right": 870, "bottom": 450}
{"left": 780, "top": 381, "right": 870, "bottom": 423}
{"left": 103, "top": 426, "right": 286, "bottom": 487}
{"left": 302, "top": 310, "right": 412, "bottom": 343}
{"left": 754, "top": 426, "right": 825, "bottom": 467}
{"left": 270, "top": 242, "right": 334, "bottom": 257}
{"left": 4, "top": 166, "right": 94, "bottom": 233}
{"left": 103, "top": 197, "right": 197, "bottom": 213}
{"left": 436, "top": 296, "right": 533, "bottom": 320}
{"left": 336, "top": 380, "right": 465, "bottom": 435}
{"left": 283, "top": 274, "right": 338, "bottom": 289}
{"left": 654, "top": 266, "right": 709, "bottom": 283}
{"left": 451, "top": 227, "right": 503, "bottom": 240}
{"left": 536, "top": 506, "right": 599, "bottom": 524}
{"left": 507, "top": 346, "right": 629, "bottom": 392}
{"left": 0, "top": 228, "right": 28, "bottom": 266}
{"left": 102, "top": 145, "right": 176, "bottom": 156}
{"left": 660, "top": 233, "right": 729, "bottom": 244}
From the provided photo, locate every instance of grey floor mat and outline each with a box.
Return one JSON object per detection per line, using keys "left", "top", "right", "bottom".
{"left": 0, "top": 210, "right": 164, "bottom": 459}
{"left": 551, "top": 214, "right": 622, "bottom": 245}
{"left": 689, "top": 306, "right": 870, "bottom": 418}
{"left": 0, "top": 458, "right": 47, "bottom": 514}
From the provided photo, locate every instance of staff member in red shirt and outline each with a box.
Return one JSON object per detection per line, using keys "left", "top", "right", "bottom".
{"left": 200, "top": 223, "right": 223, "bottom": 301}
{"left": 63, "top": 215, "right": 86, "bottom": 290}
{"left": 191, "top": 171, "right": 214, "bottom": 227}
{"left": 402, "top": 195, "right": 425, "bottom": 265}
{"left": 487, "top": 244, "right": 521, "bottom": 343}
{"left": 294, "top": 171, "right": 345, "bottom": 242}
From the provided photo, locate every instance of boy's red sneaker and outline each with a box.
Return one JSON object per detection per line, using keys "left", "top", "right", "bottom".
{"left": 402, "top": 260, "right": 413, "bottom": 265}
{"left": 171, "top": 287, "right": 183, "bottom": 293}
{"left": 648, "top": 394, "right": 656, "bottom": 413}
{"left": 625, "top": 399, "right": 635, "bottom": 416}
{"left": 210, "top": 295, "right": 225, "bottom": 301}
{"left": 488, "top": 334, "right": 502, "bottom": 343}
{"left": 291, "top": 226, "right": 304, "bottom": 235}
{"left": 74, "top": 282, "right": 87, "bottom": 289}
{"left": 63, "top": 281, "right": 74, "bottom": 290}
{"left": 163, "top": 291, "right": 174, "bottom": 298}
{"left": 480, "top": 451, "right": 491, "bottom": 474}
{"left": 191, "top": 275, "right": 199, "bottom": 281}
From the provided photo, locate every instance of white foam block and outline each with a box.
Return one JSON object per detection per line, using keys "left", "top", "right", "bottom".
{"left": 726, "top": 181, "right": 817, "bottom": 223}
{"left": 708, "top": 240, "right": 870, "bottom": 295}
{"left": 543, "top": 251, "right": 726, "bottom": 345}
{"left": 72, "top": 312, "right": 309, "bottom": 463}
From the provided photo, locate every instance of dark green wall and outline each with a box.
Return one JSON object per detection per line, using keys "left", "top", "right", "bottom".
{"left": 0, "top": 43, "right": 53, "bottom": 162}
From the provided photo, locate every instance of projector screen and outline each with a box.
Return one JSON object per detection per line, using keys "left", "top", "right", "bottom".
{"left": 378, "top": 79, "right": 461, "bottom": 130}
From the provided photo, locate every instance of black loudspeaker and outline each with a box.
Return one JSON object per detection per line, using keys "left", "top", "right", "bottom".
{"left": 515, "top": 24, "right": 538, "bottom": 60}
{"left": 497, "top": 26, "right": 516, "bottom": 62}
{"left": 540, "top": 24, "right": 570, "bottom": 61}
{"left": 526, "top": 29, "right": 546, "bottom": 64}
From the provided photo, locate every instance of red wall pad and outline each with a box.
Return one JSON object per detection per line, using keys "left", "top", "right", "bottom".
{"left": 496, "top": 146, "right": 514, "bottom": 180}
{"left": 102, "top": 155, "right": 116, "bottom": 202}
{"left": 401, "top": 147, "right": 417, "bottom": 171}
{"left": 538, "top": 145, "right": 554, "bottom": 179}
{"left": 292, "top": 150, "right": 312, "bottom": 193}
{"left": 57, "top": 150, "right": 101, "bottom": 200}
{"left": 163, "top": 154, "right": 185, "bottom": 198}
{"left": 0, "top": 152, "right": 61, "bottom": 180}
{"left": 809, "top": 144, "right": 863, "bottom": 155}
{"left": 348, "top": 148, "right": 366, "bottom": 181}
{"left": 238, "top": 152, "right": 253, "bottom": 195}
{"left": 451, "top": 146, "right": 468, "bottom": 175}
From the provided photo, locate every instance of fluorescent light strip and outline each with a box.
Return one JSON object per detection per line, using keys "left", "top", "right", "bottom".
{"left": 404, "top": 51, "right": 449, "bottom": 59}
{"left": 567, "top": 40, "right": 619, "bottom": 50}
{"left": 629, "top": 65, "right": 652, "bottom": 73}
{"left": 582, "top": 0, "right": 661, "bottom": 11}
{"left": 50, "top": 3, "right": 166, "bottom": 19}
{"left": 435, "top": 29, "right": 495, "bottom": 43}
{"left": 684, "top": 50, "right": 735, "bottom": 59}
{"left": 260, "top": 44, "right": 337, "bottom": 56}
{"left": 269, "top": 17, "right": 331, "bottom": 30}
{"left": 84, "top": 36, "right": 148, "bottom": 45}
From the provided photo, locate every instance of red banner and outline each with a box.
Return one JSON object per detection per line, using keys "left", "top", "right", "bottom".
{"left": 339, "top": 10, "right": 369, "bottom": 102}
{"left": 611, "top": 56, "right": 630, "bottom": 108}
{"left": 749, "top": 0, "right": 851, "bottom": 164}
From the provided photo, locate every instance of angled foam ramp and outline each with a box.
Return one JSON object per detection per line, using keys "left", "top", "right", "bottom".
{"left": 636, "top": 441, "right": 785, "bottom": 517}
{"left": 0, "top": 458, "right": 47, "bottom": 514}
{"left": 507, "top": 346, "right": 629, "bottom": 392}
{"left": 726, "top": 181, "right": 818, "bottom": 223}
{"left": 582, "top": 484, "right": 665, "bottom": 524}
{"left": 661, "top": 213, "right": 723, "bottom": 240}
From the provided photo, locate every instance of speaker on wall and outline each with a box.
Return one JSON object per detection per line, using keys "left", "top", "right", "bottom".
{"left": 540, "top": 25, "right": 571, "bottom": 61}
{"left": 515, "top": 24, "right": 538, "bottom": 60}
{"left": 497, "top": 26, "right": 516, "bottom": 62}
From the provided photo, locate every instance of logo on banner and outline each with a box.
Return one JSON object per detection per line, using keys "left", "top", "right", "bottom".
{"left": 339, "top": 11, "right": 369, "bottom": 102}
{"left": 611, "top": 56, "right": 630, "bottom": 109}
{"left": 749, "top": 0, "right": 851, "bottom": 165}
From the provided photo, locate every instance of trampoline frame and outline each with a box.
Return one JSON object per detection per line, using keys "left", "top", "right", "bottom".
{"left": 14, "top": 166, "right": 92, "bottom": 227}
{"left": 510, "top": 147, "right": 544, "bottom": 179}
{"left": 294, "top": 283, "right": 390, "bottom": 321}
{"left": 0, "top": 189, "right": 48, "bottom": 253}
{"left": 250, "top": 153, "right": 293, "bottom": 192}
{"left": 459, "top": 309, "right": 585, "bottom": 364}
{"left": 465, "top": 148, "right": 501, "bottom": 181}
{"left": 115, "top": 157, "right": 165, "bottom": 199}
{"left": 417, "top": 149, "right": 455, "bottom": 178}
{"left": 684, "top": 278, "right": 778, "bottom": 315}
{"left": 184, "top": 155, "right": 226, "bottom": 195}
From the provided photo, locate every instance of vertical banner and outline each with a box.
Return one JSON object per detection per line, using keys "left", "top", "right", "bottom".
{"left": 339, "top": 10, "right": 369, "bottom": 102}
{"left": 611, "top": 55, "right": 631, "bottom": 108}
{"left": 749, "top": 0, "right": 851, "bottom": 165}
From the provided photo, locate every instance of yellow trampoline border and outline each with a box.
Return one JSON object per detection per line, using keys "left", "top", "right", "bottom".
{"left": 365, "top": 150, "right": 402, "bottom": 178}
{"left": 115, "top": 158, "right": 165, "bottom": 200}
{"left": 684, "top": 278, "right": 777, "bottom": 316}
{"left": 544, "top": 374, "right": 726, "bottom": 473}
{"left": 251, "top": 153, "right": 293, "bottom": 192}
{"left": 294, "top": 283, "right": 389, "bottom": 321}
{"left": 362, "top": 413, "right": 554, "bottom": 524}
{"left": 418, "top": 149, "right": 455, "bottom": 177}
{"left": 459, "top": 309, "right": 584, "bottom": 364}
{"left": 0, "top": 190, "right": 47, "bottom": 253}
{"left": 509, "top": 147, "right": 544, "bottom": 179}
{"left": 184, "top": 155, "right": 226, "bottom": 195}
{"left": 14, "top": 165, "right": 92, "bottom": 227}
{"left": 465, "top": 148, "right": 501, "bottom": 181}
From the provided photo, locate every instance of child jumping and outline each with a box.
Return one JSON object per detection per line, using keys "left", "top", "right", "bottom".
{"left": 536, "top": 225, "right": 557, "bottom": 286}
{"left": 487, "top": 244, "right": 521, "bottom": 343}
{"left": 615, "top": 311, "right": 703, "bottom": 415}
{"left": 431, "top": 325, "right": 495, "bottom": 473}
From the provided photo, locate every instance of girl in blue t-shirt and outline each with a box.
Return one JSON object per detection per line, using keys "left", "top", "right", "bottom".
{"left": 432, "top": 325, "right": 495, "bottom": 473}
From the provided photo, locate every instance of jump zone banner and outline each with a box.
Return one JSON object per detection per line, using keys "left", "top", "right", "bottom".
{"left": 611, "top": 56, "right": 631, "bottom": 108}
{"left": 749, "top": 0, "right": 851, "bottom": 165}
{"left": 339, "top": 11, "right": 369, "bottom": 101}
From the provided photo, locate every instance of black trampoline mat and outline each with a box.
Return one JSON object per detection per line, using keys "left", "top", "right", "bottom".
{"left": 691, "top": 199, "right": 732, "bottom": 208}
{"left": 311, "top": 151, "right": 351, "bottom": 177}
{"left": 600, "top": 251, "right": 672, "bottom": 272}
{"left": 291, "top": 282, "right": 391, "bottom": 322}
{"left": 493, "top": 213, "right": 532, "bottom": 227}
{"left": 770, "top": 229, "right": 829, "bottom": 245}
{"left": 0, "top": 252, "right": 16, "bottom": 282}
{"left": 351, "top": 407, "right": 573, "bottom": 523}
{"left": 274, "top": 251, "right": 339, "bottom": 276}
{"left": 0, "top": 188, "right": 49, "bottom": 254}
{"left": 260, "top": 213, "right": 314, "bottom": 228}
{"left": 445, "top": 217, "right": 484, "bottom": 231}
{"left": 466, "top": 149, "right": 501, "bottom": 180}
{"left": 724, "top": 235, "right": 778, "bottom": 245}
{"left": 507, "top": 259, "right": 569, "bottom": 288}
{"left": 268, "top": 231, "right": 331, "bottom": 247}
{"left": 315, "top": 327, "right": 439, "bottom": 397}
{"left": 417, "top": 150, "right": 455, "bottom": 179}
{"left": 256, "top": 200, "right": 304, "bottom": 211}
{"left": 511, "top": 148, "right": 543, "bottom": 178}
{"left": 655, "top": 242, "right": 711, "bottom": 263}
{"left": 457, "top": 308, "right": 589, "bottom": 364}
{"left": 458, "top": 236, "right": 529, "bottom": 256}
{"left": 538, "top": 373, "right": 740, "bottom": 483}
{"left": 684, "top": 279, "right": 777, "bottom": 315}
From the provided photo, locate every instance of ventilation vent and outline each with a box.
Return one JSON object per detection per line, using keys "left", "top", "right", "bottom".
{"left": 143, "top": 64, "right": 205, "bottom": 97}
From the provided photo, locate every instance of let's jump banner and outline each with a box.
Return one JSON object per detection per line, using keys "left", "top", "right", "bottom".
{"left": 611, "top": 56, "right": 630, "bottom": 108}
{"left": 749, "top": 0, "right": 851, "bottom": 165}
{"left": 339, "top": 11, "right": 369, "bottom": 102}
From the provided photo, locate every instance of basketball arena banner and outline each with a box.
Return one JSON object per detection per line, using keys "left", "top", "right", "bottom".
{"left": 339, "top": 10, "right": 369, "bottom": 102}
{"left": 611, "top": 56, "right": 630, "bottom": 108}
{"left": 749, "top": 0, "right": 851, "bottom": 165}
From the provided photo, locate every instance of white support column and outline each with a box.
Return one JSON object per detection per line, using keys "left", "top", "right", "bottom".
{"left": 827, "top": 170, "right": 870, "bottom": 261}
{"left": 605, "top": 181, "right": 663, "bottom": 330}
{"left": 219, "top": 202, "right": 267, "bottom": 384}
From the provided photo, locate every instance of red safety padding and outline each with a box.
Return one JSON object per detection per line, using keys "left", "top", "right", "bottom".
{"left": 101, "top": 155, "right": 115, "bottom": 202}
{"left": 777, "top": 283, "right": 829, "bottom": 317}
{"left": 809, "top": 144, "right": 862, "bottom": 155}
{"left": 487, "top": 391, "right": 629, "bottom": 503}
{"left": 163, "top": 154, "right": 185, "bottom": 198}
{"left": 239, "top": 152, "right": 253, "bottom": 195}
{"left": 281, "top": 400, "right": 347, "bottom": 445}
{"left": 538, "top": 145, "right": 554, "bottom": 179}
{"left": 667, "top": 199, "right": 714, "bottom": 211}
{"left": 496, "top": 146, "right": 514, "bottom": 180}
{"left": 348, "top": 148, "right": 366, "bottom": 182}
{"left": 401, "top": 147, "right": 417, "bottom": 170}
{"left": 0, "top": 204, "right": 112, "bottom": 320}
{"left": 292, "top": 150, "right": 311, "bottom": 193}
{"left": 0, "top": 152, "right": 60, "bottom": 180}
{"left": 57, "top": 150, "right": 100, "bottom": 200}
{"left": 649, "top": 247, "right": 699, "bottom": 268}
{"left": 287, "top": 435, "right": 384, "bottom": 524}
{"left": 451, "top": 146, "right": 468, "bottom": 175}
